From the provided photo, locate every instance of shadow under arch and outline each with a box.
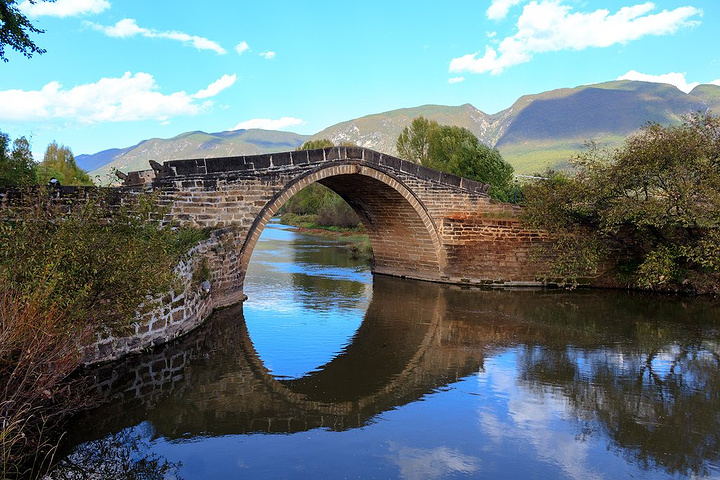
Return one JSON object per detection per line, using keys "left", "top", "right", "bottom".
{"left": 239, "top": 162, "right": 446, "bottom": 286}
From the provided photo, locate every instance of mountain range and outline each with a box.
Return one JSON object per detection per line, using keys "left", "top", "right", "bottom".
{"left": 78, "top": 80, "right": 720, "bottom": 179}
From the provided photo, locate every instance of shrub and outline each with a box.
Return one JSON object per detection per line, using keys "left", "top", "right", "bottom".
{"left": 0, "top": 188, "right": 206, "bottom": 477}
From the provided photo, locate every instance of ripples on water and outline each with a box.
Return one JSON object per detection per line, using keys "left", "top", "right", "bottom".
{"left": 50, "top": 221, "right": 720, "bottom": 479}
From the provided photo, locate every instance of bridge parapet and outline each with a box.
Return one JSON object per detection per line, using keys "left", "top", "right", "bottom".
{"left": 132, "top": 146, "right": 490, "bottom": 196}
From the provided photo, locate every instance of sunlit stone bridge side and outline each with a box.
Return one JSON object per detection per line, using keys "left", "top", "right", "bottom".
{"left": 123, "top": 146, "right": 550, "bottom": 309}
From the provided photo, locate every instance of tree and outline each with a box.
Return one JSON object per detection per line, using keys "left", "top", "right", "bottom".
{"left": 396, "top": 117, "right": 515, "bottom": 201}
{"left": 0, "top": 0, "right": 48, "bottom": 62}
{"left": 523, "top": 112, "right": 720, "bottom": 293}
{"left": 296, "top": 138, "right": 334, "bottom": 151}
{"left": 0, "top": 131, "right": 37, "bottom": 187}
{"left": 397, "top": 116, "right": 436, "bottom": 165}
{"left": 39, "top": 141, "right": 93, "bottom": 185}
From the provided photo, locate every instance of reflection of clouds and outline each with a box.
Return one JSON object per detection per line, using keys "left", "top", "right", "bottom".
{"left": 387, "top": 443, "right": 480, "bottom": 480}
{"left": 477, "top": 350, "right": 603, "bottom": 480}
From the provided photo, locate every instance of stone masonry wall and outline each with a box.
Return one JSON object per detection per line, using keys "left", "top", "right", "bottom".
{"left": 145, "top": 147, "right": 552, "bottom": 287}
{"left": 81, "top": 228, "right": 244, "bottom": 365}
{"left": 441, "top": 214, "right": 552, "bottom": 284}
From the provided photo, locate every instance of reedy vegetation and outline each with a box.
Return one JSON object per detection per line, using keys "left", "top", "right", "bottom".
{"left": 280, "top": 139, "right": 364, "bottom": 230}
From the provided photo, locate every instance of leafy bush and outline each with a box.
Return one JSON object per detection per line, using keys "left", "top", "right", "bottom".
{"left": 523, "top": 112, "right": 720, "bottom": 293}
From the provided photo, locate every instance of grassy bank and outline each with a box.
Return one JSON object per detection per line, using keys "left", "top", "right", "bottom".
{"left": 279, "top": 213, "right": 373, "bottom": 261}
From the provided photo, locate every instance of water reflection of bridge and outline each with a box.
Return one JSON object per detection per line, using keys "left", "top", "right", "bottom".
{"left": 67, "top": 279, "right": 720, "bottom": 476}
{"left": 76, "top": 276, "right": 502, "bottom": 437}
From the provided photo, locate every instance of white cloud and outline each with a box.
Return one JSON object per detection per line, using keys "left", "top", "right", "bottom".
{"left": 20, "top": 0, "right": 109, "bottom": 17}
{"left": 0, "top": 72, "right": 233, "bottom": 124}
{"left": 487, "top": 0, "right": 525, "bottom": 21}
{"left": 617, "top": 70, "right": 720, "bottom": 93}
{"left": 89, "top": 19, "right": 226, "bottom": 55}
{"left": 192, "top": 74, "right": 237, "bottom": 99}
{"left": 387, "top": 443, "right": 480, "bottom": 480}
{"left": 259, "top": 51, "right": 276, "bottom": 60}
{"left": 448, "top": 76, "right": 466, "bottom": 84}
{"left": 618, "top": 70, "right": 693, "bottom": 92}
{"left": 232, "top": 117, "right": 303, "bottom": 131}
{"left": 235, "top": 41, "right": 250, "bottom": 55}
{"left": 451, "top": 1, "right": 702, "bottom": 75}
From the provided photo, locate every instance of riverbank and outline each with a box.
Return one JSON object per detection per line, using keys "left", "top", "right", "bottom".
{"left": 278, "top": 213, "right": 372, "bottom": 261}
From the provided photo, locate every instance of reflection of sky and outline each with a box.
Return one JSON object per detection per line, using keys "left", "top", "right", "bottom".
{"left": 243, "top": 222, "right": 371, "bottom": 379}
{"left": 61, "top": 347, "right": 720, "bottom": 479}
{"left": 474, "top": 348, "right": 720, "bottom": 480}
{"left": 140, "top": 346, "right": 711, "bottom": 480}
{"left": 54, "top": 221, "right": 720, "bottom": 480}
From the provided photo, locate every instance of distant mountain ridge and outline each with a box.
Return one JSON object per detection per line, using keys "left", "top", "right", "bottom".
{"left": 80, "top": 80, "right": 720, "bottom": 178}
{"left": 79, "top": 129, "right": 310, "bottom": 181}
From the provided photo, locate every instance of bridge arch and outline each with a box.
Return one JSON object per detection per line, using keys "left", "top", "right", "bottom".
{"left": 239, "top": 162, "right": 446, "bottom": 285}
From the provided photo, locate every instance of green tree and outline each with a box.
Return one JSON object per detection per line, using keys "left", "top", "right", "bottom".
{"left": 0, "top": 131, "right": 37, "bottom": 187}
{"left": 396, "top": 117, "right": 515, "bottom": 201}
{"left": 523, "top": 112, "right": 720, "bottom": 293}
{"left": 397, "top": 116, "right": 436, "bottom": 165}
{"left": 38, "top": 141, "right": 93, "bottom": 185}
{"left": 296, "top": 138, "right": 334, "bottom": 150}
{"left": 0, "top": 0, "right": 49, "bottom": 62}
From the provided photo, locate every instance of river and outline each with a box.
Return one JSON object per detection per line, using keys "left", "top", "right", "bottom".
{"left": 50, "top": 221, "right": 720, "bottom": 479}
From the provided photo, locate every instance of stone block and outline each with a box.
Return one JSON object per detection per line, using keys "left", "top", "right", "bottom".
{"left": 206, "top": 157, "right": 251, "bottom": 173}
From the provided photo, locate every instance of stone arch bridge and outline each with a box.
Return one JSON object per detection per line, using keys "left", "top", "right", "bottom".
{"left": 122, "top": 146, "right": 548, "bottom": 310}
{"left": 74, "top": 146, "right": 552, "bottom": 362}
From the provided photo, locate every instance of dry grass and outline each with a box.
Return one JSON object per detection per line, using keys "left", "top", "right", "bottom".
{"left": 0, "top": 290, "right": 93, "bottom": 479}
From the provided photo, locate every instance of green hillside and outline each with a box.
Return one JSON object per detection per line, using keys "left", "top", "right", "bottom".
{"left": 491, "top": 81, "right": 717, "bottom": 173}
{"left": 310, "top": 104, "right": 491, "bottom": 155}
{"left": 691, "top": 84, "right": 720, "bottom": 113}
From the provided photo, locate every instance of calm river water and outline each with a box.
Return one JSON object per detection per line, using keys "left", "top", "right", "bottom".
{"left": 52, "top": 221, "right": 720, "bottom": 479}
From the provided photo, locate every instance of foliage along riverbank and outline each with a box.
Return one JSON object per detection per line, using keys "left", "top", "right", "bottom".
{"left": 0, "top": 189, "right": 207, "bottom": 479}
{"left": 523, "top": 112, "right": 720, "bottom": 295}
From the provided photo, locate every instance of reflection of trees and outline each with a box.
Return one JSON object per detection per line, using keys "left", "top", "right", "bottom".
{"left": 292, "top": 240, "right": 367, "bottom": 270}
{"left": 55, "top": 278, "right": 720, "bottom": 477}
{"left": 290, "top": 272, "right": 368, "bottom": 311}
{"left": 518, "top": 340, "right": 720, "bottom": 476}
{"left": 49, "top": 423, "right": 182, "bottom": 479}
{"left": 434, "top": 287, "right": 720, "bottom": 476}
{"left": 288, "top": 235, "right": 370, "bottom": 311}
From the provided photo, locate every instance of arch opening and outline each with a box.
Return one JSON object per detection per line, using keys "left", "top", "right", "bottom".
{"left": 239, "top": 164, "right": 444, "bottom": 291}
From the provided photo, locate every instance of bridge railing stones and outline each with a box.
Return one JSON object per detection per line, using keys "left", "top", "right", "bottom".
{"left": 128, "top": 147, "right": 491, "bottom": 196}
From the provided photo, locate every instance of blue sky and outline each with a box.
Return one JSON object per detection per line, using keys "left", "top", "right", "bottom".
{"left": 1, "top": 0, "right": 719, "bottom": 158}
